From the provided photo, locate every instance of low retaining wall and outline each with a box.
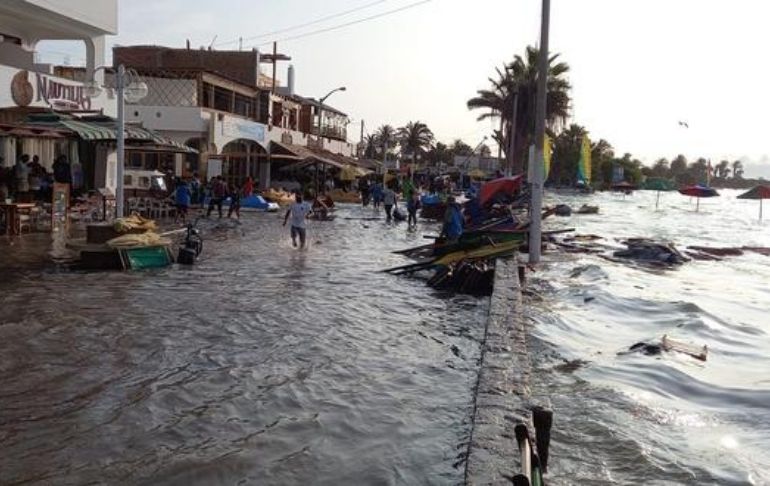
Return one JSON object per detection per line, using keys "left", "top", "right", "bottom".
{"left": 464, "top": 256, "right": 532, "bottom": 485}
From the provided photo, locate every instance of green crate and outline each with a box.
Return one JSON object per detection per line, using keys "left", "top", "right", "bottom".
{"left": 123, "top": 246, "right": 172, "bottom": 270}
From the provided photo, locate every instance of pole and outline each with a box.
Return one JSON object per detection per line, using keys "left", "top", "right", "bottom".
{"left": 116, "top": 64, "right": 126, "bottom": 218}
{"left": 529, "top": 0, "right": 550, "bottom": 264}
{"left": 360, "top": 119, "right": 365, "bottom": 157}
{"left": 506, "top": 89, "right": 518, "bottom": 177}
{"left": 656, "top": 190, "right": 661, "bottom": 210}
{"left": 318, "top": 103, "right": 324, "bottom": 148}
{"left": 271, "top": 42, "right": 277, "bottom": 95}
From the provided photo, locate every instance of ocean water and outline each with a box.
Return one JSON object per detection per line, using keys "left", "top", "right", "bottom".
{"left": 530, "top": 188, "right": 770, "bottom": 485}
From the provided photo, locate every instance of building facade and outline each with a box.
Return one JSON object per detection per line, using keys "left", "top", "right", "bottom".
{"left": 112, "top": 45, "right": 355, "bottom": 190}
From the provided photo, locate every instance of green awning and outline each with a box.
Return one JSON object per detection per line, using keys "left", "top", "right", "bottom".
{"left": 24, "top": 113, "right": 197, "bottom": 153}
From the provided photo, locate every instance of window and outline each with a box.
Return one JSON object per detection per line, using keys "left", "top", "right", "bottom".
{"left": 124, "top": 175, "right": 133, "bottom": 186}
{"left": 128, "top": 152, "right": 143, "bottom": 168}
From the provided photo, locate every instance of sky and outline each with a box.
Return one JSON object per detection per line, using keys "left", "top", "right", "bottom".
{"left": 37, "top": 0, "right": 770, "bottom": 177}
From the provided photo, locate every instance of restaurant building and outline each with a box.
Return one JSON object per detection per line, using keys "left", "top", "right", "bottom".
{"left": 112, "top": 45, "right": 358, "bottom": 190}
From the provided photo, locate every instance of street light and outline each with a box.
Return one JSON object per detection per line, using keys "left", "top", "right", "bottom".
{"left": 317, "top": 86, "right": 346, "bottom": 144}
{"left": 85, "top": 65, "right": 149, "bottom": 218}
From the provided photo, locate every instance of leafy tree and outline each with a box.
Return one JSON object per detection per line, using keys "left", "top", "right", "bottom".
{"left": 450, "top": 139, "right": 474, "bottom": 157}
{"left": 651, "top": 158, "right": 670, "bottom": 178}
{"left": 591, "top": 138, "right": 615, "bottom": 187}
{"left": 425, "top": 142, "right": 453, "bottom": 168}
{"left": 551, "top": 124, "right": 588, "bottom": 186}
{"left": 670, "top": 154, "right": 688, "bottom": 183}
{"left": 397, "top": 121, "right": 434, "bottom": 168}
{"left": 468, "top": 45, "right": 571, "bottom": 174}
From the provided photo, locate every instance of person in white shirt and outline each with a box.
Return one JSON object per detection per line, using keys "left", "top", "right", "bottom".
{"left": 283, "top": 192, "right": 313, "bottom": 248}
{"left": 382, "top": 186, "right": 397, "bottom": 221}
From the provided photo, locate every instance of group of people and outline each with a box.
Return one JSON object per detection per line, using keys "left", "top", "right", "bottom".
{"left": 0, "top": 154, "right": 75, "bottom": 203}
{"left": 171, "top": 174, "right": 256, "bottom": 224}
{"left": 358, "top": 176, "right": 422, "bottom": 228}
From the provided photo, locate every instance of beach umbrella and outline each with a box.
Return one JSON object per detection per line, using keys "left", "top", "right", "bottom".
{"left": 678, "top": 184, "right": 719, "bottom": 211}
{"left": 611, "top": 181, "right": 636, "bottom": 200}
{"left": 737, "top": 184, "right": 770, "bottom": 220}
{"left": 645, "top": 178, "right": 674, "bottom": 209}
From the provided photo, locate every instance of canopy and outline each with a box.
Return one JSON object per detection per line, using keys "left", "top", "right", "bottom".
{"left": 479, "top": 175, "right": 524, "bottom": 207}
{"left": 24, "top": 113, "right": 197, "bottom": 153}
{"left": 340, "top": 164, "right": 370, "bottom": 181}
{"left": 737, "top": 185, "right": 770, "bottom": 200}
{"left": 738, "top": 184, "right": 770, "bottom": 220}
{"left": 679, "top": 185, "right": 719, "bottom": 198}
{"left": 611, "top": 181, "right": 636, "bottom": 190}
{"left": 643, "top": 178, "right": 676, "bottom": 191}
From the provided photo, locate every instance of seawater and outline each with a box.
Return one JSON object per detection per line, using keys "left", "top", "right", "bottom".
{"left": 531, "top": 189, "right": 770, "bottom": 485}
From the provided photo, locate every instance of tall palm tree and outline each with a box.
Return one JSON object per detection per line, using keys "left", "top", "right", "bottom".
{"left": 375, "top": 124, "right": 397, "bottom": 163}
{"left": 468, "top": 45, "right": 571, "bottom": 174}
{"left": 363, "top": 134, "right": 379, "bottom": 159}
{"left": 397, "top": 121, "right": 434, "bottom": 168}
{"left": 732, "top": 160, "right": 744, "bottom": 179}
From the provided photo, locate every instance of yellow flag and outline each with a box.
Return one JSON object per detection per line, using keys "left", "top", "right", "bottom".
{"left": 578, "top": 135, "right": 592, "bottom": 184}
{"left": 544, "top": 135, "right": 552, "bottom": 180}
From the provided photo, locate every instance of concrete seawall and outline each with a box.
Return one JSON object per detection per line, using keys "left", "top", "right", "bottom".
{"left": 463, "top": 257, "right": 532, "bottom": 485}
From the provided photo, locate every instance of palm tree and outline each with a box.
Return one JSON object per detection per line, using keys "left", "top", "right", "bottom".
{"left": 716, "top": 160, "right": 730, "bottom": 179}
{"left": 732, "top": 160, "right": 744, "bottom": 179}
{"left": 397, "top": 121, "right": 434, "bottom": 169}
{"left": 467, "top": 45, "right": 571, "bottom": 174}
{"left": 363, "top": 134, "right": 379, "bottom": 159}
{"left": 375, "top": 124, "right": 397, "bottom": 163}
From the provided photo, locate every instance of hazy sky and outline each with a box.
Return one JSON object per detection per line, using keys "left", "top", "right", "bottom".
{"left": 37, "top": 0, "right": 770, "bottom": 176}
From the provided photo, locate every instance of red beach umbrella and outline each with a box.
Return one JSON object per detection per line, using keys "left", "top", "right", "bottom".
{"left": 737, "top": 185, "right": 770, "bottom": 220}
{"left": 678, "top": 185, "right": 719, "bottom": 211}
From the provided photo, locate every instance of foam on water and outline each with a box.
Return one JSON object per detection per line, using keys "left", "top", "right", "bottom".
{"left": 530, "top": 189, "right": 770, "bottom": 485}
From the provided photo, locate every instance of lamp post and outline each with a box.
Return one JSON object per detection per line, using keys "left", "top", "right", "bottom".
{"left": 315, "top": 86, "right": 345, "bottom": 195}
{"left": 529, "top": 0, "right": 551, "bottom": 264}
{"left": 84, "top": 65, "right": 148, "bottom": 218}
{"left": 317, "top": 86, "right": 346, "bottom": 146}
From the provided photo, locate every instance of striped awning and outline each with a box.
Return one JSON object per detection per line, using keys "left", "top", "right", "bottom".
{"left": 24, "top": 113, "right": 197, "bottom": 153}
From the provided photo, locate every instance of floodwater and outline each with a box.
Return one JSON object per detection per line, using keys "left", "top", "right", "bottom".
{"left": 0, "top": 207, "right": 486, "bottom": 485}
{"left": 2, "top": 190, "right": 769, "bottom": 485}
{"left": 531, "top": 189, "right": 770, "bottom": 485}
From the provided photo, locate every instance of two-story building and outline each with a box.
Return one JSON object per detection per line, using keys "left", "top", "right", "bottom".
{"left": 112, "top": 45, "right": 356, "bottom": 190}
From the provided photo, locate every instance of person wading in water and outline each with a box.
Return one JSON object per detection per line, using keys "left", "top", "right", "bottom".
{"left": 283, "top": 192, "right": 313, "bottom": 249}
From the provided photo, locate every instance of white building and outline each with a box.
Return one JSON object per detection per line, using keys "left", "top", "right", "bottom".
{"left": 0, "top": 0, "right": 118, "bottom": 175}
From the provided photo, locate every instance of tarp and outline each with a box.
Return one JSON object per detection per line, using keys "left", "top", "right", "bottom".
{"left": 479, "top": 175, "right": 524, "bottom": 207}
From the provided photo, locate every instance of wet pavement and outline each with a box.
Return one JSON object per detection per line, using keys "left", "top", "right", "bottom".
{"left": 0, "top": 206, "right": 488, "bottom": 485}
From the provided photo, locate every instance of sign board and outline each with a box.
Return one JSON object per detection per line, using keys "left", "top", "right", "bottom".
{"left": 1, "top": 65, "right": 116, "bottom": 116}
{"left": 212, "top": 114, "right": 267, "bottom": 149}
{"left": 207, "top": 159, "right": 222, "bottom": 180}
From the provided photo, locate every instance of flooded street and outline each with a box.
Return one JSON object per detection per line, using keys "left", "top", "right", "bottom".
{"left": 2, "top": 192, "right": 770, "bottom": 485}
{"left": 0, "top": 207, "right": 486, "bottom": 485}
